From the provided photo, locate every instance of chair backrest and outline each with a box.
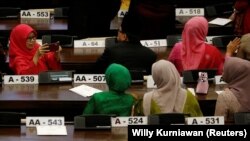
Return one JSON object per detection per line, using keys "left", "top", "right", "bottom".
{"left": 38, "top": 70, "right": 75, "bottom": 84}
{"left": 0, "top": 112, "right": 26, "bottom": 127}
{"left": 234, "top": 112, "right": 250, "bottom": 125}
{"left": 130, "top": 69, "right": 144, "bottom": 84}
{"left": 166, "top": 35, "right": 182, "bottom": 47}
{"left": 0, "top": 7, "right": 20, "bottom": 18}
{"left": 148, "top": 113, "right": 187, "bottom": 125}
{"left": 74, "top": 114, "right": 115, "bottom": 130}
{"left": 0, "top": 36, "right": 9, "bottom": 49}
{"left": 54, "top": 7, "right": 69, "bottom": 18}
{"left": 205, "top": 2, "right": 233, "bottom": 18}
{"left": 42, "top": 34, "right": 75, "bottom": 48}
{"left": 212, "top": 35, "right": 239, "bottom": 48}
{"left": 105, "top": 37, "right": 116, "bottom": 47}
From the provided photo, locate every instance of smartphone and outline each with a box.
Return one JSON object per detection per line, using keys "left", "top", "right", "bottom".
{"left": 49, "top": 42, "right": 59, "bottom": 52}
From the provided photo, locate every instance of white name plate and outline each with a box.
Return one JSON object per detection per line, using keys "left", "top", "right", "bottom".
{"left": 74, "top": 74, "right": 106, "bottom": 83}
{"left": 176, "top": 8, "right": 204, "bottom": 16}
{"left": 146, "top": 75, "right": 157, "bottom": 88}
{"left": 215, "top": 75, "right": 227, "bottom": 85}
{"left": 21, "top": 18, "right": 50, "bottom": 24}
{"left": 140, "top": 39, "right": 167, "bottom": 47}
{"left": 74, "top": 40, "right": 105, "bottom": 48}
{"left": 186, "top": 116, "right": 224, "bottom": 125}
{"left": 118, "top": 10, "right": 128, "bottom": 17}
{"left": 26, "top": 117, "right": 65, "bottom": 127}
{"left": 4, "top": 75, "right": 38, "bottom": 84}
{"left": 20, "top": 10, "right": 50, "bottom": 19}
{"left": 111, "top": 116, "right": 148, "bottom": 127}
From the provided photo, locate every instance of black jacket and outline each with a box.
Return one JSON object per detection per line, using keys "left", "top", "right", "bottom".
{"left": 95, "top": 41, "right": 157, "bottom": 75}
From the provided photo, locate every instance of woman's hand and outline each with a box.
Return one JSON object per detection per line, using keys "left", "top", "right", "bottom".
{"left": 54, "top": 45, "right": 62, "bottom": 61}
{"left": 33, "top": 44, "right": 49, "bottom": 65}
{"left": 226, "top": 37, "right": 241, "bottom": 57}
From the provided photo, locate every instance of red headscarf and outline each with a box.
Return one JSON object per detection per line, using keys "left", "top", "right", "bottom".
{"left": 9, "top": 24, "right": 40, "bottom": 69}
{"left": 181, "top": 16, "right": 208, "bottom": 70}
{"left": 235, "top": 0, "right": 248, "bottom": 11}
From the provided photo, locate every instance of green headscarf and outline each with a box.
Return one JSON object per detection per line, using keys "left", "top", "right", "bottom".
{"left": 105, "top": 63, "right": 131, "bottom": 92}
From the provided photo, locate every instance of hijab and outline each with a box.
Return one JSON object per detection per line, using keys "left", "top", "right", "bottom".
{"left": 143, "top": 60, "right": 187, "bottom": 116}
{"left": 223, "top": 57, "right": 250, "bottom": 111}
{"left": 105, "top": 63, "right": 131, "bottom": 93}
{"left": 181, "top": 16, "right": 208, "bottom": 70}
{"left": 237, "top": 33, "right": 250, "bottom": 60}
{"left": 9, "top": 24, "right": 40, "bottom": 69}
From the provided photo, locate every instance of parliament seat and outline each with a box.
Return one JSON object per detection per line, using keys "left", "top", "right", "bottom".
{"left": 42, "top": 34, "right": 76, "bottom": 48}
{"left": 166, "top": 35, "right": 181, "bottom": 47}
{"left": 0, "top": 7, "right": 20, "bottom": 18}
{"left": 212, "top": 35, "right": 239, "bottom": 48}
{"left": 234, "top": 112, "right": 250, "bottom": 125}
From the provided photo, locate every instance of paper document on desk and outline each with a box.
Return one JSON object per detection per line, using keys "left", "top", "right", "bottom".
{"left": 36, "top": 126, "right": 67, "bottom": 135}
{"left": 69, "top": 84, "right": 102, "bottom": 97}
{"left": 208, "top": 18, "right": 232, "bottom": 26}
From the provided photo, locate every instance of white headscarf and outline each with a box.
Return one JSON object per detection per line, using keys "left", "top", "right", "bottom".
{"left": 143, "top": 60, "right": 187, "bottom": 116}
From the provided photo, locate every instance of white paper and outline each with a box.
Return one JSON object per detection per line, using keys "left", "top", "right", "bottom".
{"left": 216, "top": 90, "right": 224, "bottom": 95}
{"left": 209, "top": 18, "right": 232, "bottom": 26}
{"left": 36, "top": 126, "right": 67, "bottom": 135}
{"left": 69, "top": 84, "right": 102, "bottom": 97}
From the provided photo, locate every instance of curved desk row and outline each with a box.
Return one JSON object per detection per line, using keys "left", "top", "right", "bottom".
{"left": 0, "top": 82, "right": 222, "bottom": 121}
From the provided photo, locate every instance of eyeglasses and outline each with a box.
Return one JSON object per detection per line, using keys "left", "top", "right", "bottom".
{"left": 27, "top": 36, "right": 37, "bottom": 42}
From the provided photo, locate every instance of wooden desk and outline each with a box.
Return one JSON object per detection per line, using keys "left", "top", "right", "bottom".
{"left": 175, "top": 22, "right": 234, "bottom": 36}
{"left": 0, "top": 19, "right": 67, "bottom": 30}
{"left": 0, "top": 84, "right": 88, "bottom": 121}
{"left": 0, "top": 125, "right": 128, "bottom": 141}
{"left": 3, "top": 47, "right": 168, "bottom": 74}
{"left": 0, "top": 18, "right": 68, "bottom": 37}
{"left": 0, "top": 82, "right": 221, "bottom": 121}
{"left": 55, "top": 47, "right": 168, "bottom": 73}
{"left": 0, "top": 17, "right": 234, "bottom": 38}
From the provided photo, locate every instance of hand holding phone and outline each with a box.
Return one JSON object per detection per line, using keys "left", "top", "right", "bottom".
{"left": 49, "top": 42, "right": 60, "bottom": 52}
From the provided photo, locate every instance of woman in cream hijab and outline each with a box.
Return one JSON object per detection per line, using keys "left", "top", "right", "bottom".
{"left": 143, "top": 59, "right": 203, "bottom": 117}
{"left": 215, "top": 57, "right": 250, "bottom": 123}
{"left": 236, "top": 33, "right": 250, "bottom": 60}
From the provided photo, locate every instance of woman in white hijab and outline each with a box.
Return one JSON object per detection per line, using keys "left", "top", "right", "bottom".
{"left": 143, "top": 59, "right": 203, "bottom": 117}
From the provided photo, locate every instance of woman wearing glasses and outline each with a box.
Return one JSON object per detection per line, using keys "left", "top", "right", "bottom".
{"left": 9, "top": 24, "right": 61, "bottom": 75}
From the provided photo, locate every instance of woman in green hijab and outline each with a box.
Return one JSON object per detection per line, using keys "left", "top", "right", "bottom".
{"left": 83, "top": 63, "right": 135, "bottom": 116}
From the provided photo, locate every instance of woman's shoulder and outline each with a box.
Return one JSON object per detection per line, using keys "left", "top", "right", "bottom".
{"left": 205, "top": 43, "right": 221, "bottom": 51}
{"left": 218, "top": 88, "right": 237, "bottom": 101}
{"left": 205, "top": 43, "right": 223, "bottom": 56}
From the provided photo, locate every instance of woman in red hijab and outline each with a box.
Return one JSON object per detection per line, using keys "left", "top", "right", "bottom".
{"left": 9, "top": 24, "right": 61, "bottom": 75}
{"left": 168, "top": 16, "right": 240, "bottom": 75}
{"left": 230, "top": 0, "right": 250, "bottom": 35}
